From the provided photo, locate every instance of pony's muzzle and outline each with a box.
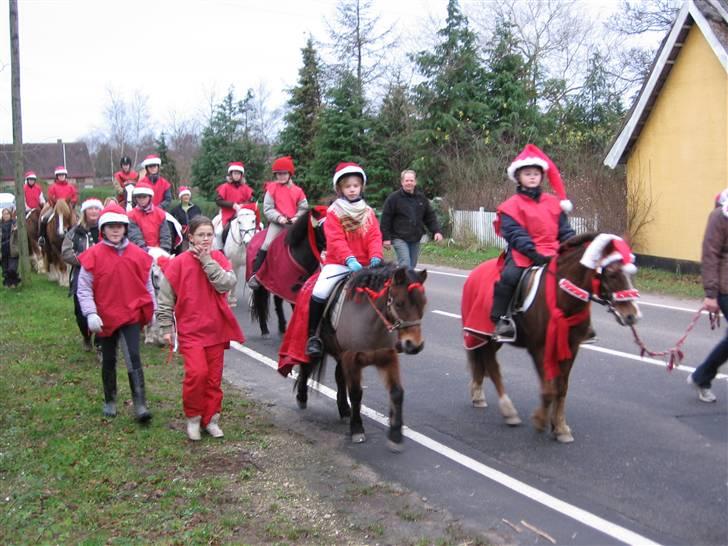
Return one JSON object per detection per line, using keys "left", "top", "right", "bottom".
{"left": 397, "top": 339, "right": 424, "bottom": 355}
{"left": 612, "top": 303, "right": 641, "bottom": 326}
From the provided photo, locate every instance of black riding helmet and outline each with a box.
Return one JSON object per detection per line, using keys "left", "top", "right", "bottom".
{"left": 120, "top": 156, "right": 132, "bottom": 167}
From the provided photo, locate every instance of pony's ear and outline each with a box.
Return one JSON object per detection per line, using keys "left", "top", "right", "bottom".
{"left": 417, "top": 269, "right": 427, "bottom": 284}
{"left": 393, "top": 267, "right": 408, "bottom": 285}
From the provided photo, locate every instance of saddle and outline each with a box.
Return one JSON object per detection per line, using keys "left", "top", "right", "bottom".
{"left": 323, "top": 277, "right": 350, "bottom": 332}
{"left": 510, "top": 265, "right": 546, "bottom": 315}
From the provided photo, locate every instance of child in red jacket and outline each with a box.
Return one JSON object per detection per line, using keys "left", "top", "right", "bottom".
{"left": 157, "top": 216, "right": 245, "bottom": 441}
{"left": 305, "top": 162, "right": 383, "bottom": 358}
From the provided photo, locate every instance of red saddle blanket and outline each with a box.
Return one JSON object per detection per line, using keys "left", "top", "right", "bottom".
{"left": 277, "top": 271, "right": 321, "bottom": 377}
{"left": 246, "top": 228, "right": 309, "bottom": 304}
{"left": 461, "top": 257, "right": 502, "bottom": 350}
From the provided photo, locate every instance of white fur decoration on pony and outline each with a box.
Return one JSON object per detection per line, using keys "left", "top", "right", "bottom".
{"left": 580, "top": 234, "right": 637, "bottom": 274}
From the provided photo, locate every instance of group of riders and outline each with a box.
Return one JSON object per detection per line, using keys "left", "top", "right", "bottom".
{"left": 17, "top": 142, "right": 599, "bottom": 440}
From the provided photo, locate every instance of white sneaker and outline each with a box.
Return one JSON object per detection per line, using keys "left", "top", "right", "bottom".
{"left": 187, "top": 416, "right": 202, "bottom": 441}
{"left": 205, "top": 413, "right": 224, "bottom": 438}
{"left": 687, "top": 373, "right": 717, "bottom": 403}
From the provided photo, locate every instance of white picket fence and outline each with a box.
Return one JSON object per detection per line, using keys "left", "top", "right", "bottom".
{"left": 451, "top": 207, "right": 598, "bottom": 249}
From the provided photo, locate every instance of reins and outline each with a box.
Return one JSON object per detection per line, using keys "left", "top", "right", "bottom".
{"left": 355, "top": 279, "right": 424, "bottom": 332}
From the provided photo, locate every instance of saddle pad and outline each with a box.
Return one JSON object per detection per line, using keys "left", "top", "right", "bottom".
{"left": 461, "top": 258, "right": 501, "bottom": 350}
{"left": 324, "top": 278, "right": 349, "bottom": 332}
{"left": 246, "top": 228, "right": 309, "bottom": 304}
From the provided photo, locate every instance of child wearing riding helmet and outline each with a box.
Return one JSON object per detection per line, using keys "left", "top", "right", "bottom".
{"left": 156, "top": 216, "right": 245, "bottom": 441}
{"left": 305, "top": 162, "right": 383, "bottom": 358}
{"left": 127, "top": 180, "right": 172, "bottom": 253}
{"left": 23, "top": 171, "right": 45, "bottom": 210}
{"left": 62, "top": 198, "right": 103, "bottom": 352}
{"left": 491, "top": 144, "right": 576, "bottom": 340}
{"left": 215, "top": 162, "right": 254, "bottom": 246}
{"left": 248, "top": 156, "right": 308, "bottom": 288}
{"left": 114, "top": 156, "right": 139, "bottom": 207}
{"left": 77, "top": 203, "right": 156, "bottom": 422}
{"left": 39, "top": 166, "right": 78, "bottom": 247}
{"left": 138, "top": 155, "right": 172, "bottom": 210}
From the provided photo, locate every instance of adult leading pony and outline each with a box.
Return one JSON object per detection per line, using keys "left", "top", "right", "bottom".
{"left": 295, "top": 263, "right": 428, "bottom": 451}
{"left": 461, "top": 233, "right": 641, "bottom": 443}
{"left": 248, "top": 206, "right": 327, "bottom": 336}
{"left": 45, "top": 199, "right": 75, "bottom": 287}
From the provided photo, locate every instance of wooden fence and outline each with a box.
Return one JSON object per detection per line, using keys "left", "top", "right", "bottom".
{"left": 451, "top": 208, "right": 599, "bottom": 249}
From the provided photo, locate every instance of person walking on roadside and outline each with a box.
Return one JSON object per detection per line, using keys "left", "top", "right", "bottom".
{"left": 62, "top": 198, "right": 103, "bottom": 354}
{"left": 77, "top": 203, "right": 156, "bottom": 422}
{"left": 0, "top": 208, "right": 20, "bottom": 287}
{"left": 156, "top": 216, "right": 244, "bottom": 441}
{"left": 380, "top": 169, "right": 443, "bottom": 269}
{"left": 687, "top": 198, "right": 728, "bottom": 403}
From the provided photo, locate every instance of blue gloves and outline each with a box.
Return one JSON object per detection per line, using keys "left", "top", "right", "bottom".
{"left": 346, "top": 257, "right": 363, "bottom": 272}
{"left": 369, "top": 257, "right": 383, "bottom": 268}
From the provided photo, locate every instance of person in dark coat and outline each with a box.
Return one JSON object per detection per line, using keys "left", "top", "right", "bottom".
{"left": 380, "top": 169, "right": 443, "bottom": 269}
{"left": 0, "top": 208, "right": 20, "bottom": 287}
{"left": 169, "top": 186, "right": 202, "bottom": 253}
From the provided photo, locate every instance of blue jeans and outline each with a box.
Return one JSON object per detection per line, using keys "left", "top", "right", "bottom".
{"left": 693, "top": 293, "right": 728, "bottom": 388}
{"left": 392, "top": 239, "right": 420, "bottom": 269}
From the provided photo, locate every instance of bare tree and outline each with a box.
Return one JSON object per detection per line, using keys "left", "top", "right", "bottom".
{"left": 249, "top": 81, "right": 282, "bottom": 148}
{"left": 165, "top": 110, "right": 201, "bottom": 183}
{"left": 129, "top": 91, "right": 150, "bottom": 166}
{"left": 104, "top": 88, "right": 131, "bottom": 169}
{"left": 606, "top": 0, "right": 679, "bottom": 35}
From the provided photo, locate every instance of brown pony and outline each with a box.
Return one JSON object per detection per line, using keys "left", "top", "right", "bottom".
{"left": 25, "top": 207, "right": 45, "bottom": 272}
{"left": 297, "top": 264, "right": 428, "bottom": 451}
{"left": 463, "top": 233, "right": 641, "bottom": 443}
{"left": 44, "top": 199, "right": 75, "bottom": 287}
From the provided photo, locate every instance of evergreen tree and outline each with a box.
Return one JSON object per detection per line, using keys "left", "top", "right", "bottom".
{"left": 277, "top": 37, "right": 323, "bottom": 192}
{"left": 155, "top": 132, "right": 180, "bottom": 192}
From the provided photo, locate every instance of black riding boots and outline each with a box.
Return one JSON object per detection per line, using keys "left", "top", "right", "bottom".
{"left": 127, "top": 369, "right": 152, "bottom": 423}
{"left": 490, "top": 282, "right": 516, "bottom": 341}
{"left": 305, "top": 297, "right": 327, "bottom": 359}
{"left": 247, "top": 249, "right": 268, "bottom": 289}
{"left": 102, "top": 364, "right": 117, "bottom": 417}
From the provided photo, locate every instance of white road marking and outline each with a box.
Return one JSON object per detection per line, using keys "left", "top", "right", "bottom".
{"left": 230, "top": 341, "right": 662, "bottom": 546}
{"left": 431, "top": 309, "right": 727, "bottom": 380}
{"left": 426, "top": 269, "right": 702, "bottom": 313}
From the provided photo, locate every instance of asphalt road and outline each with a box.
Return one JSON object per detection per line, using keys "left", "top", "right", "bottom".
{"left": 224, "top": 263, "right": 727, "bottom": 546}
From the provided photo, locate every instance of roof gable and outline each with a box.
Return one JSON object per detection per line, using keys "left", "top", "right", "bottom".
{"left": 0, "top": 141, "right": 94, "bottom": 181}
{"left": 604, "top": 0, "right": 728, "bottom": 168}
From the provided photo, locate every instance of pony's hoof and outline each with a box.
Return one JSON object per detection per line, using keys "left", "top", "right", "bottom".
{"left": 296, "top": 398, "right": 307, "bottom": 409}
{"left": 531, "top": 415, "right": 546, "bottom": 433}
{"left": 261, "top": 332, "right": 271, "bottom": 339}
{"left": 472, "top": 399, "right": 488, "bottom": 408}
{"left": 555, "top": 432, "right": 575, "bottom": 443}
{"left": 351, "top": 433, "right": 366, "bottom": 444}
{"left": 504, "top": 415, "right": 522, "bottom": 426}
{"left": 387, "top": 439, "right": 404, "bottom": 453}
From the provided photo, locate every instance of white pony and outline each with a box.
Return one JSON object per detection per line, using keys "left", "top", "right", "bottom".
{"left": 212, "top": 207, "right": 259, "bottom": 307}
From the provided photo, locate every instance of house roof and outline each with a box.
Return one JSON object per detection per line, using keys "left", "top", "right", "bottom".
{"left": 0, "top": 141, "right": 95, "bottom": 181}
{"left": 604, "top": 0, "right": 728, "bottom": 168}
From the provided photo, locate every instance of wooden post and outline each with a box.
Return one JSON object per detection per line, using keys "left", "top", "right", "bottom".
{"left": 9, "top": 0, "right": 31, "bottom": 285}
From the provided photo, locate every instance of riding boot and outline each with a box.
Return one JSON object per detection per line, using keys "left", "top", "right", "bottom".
{"left": 247, "top": 249, "right": 268, "bottom": 289}
{"left": 102, "top": 365, "right": 117, "bottom": 417}
{"left": 490, "top": 282, "right": 516, "bottom": 340}
{"left": 305, "top": 297, "right": 327, "bottom": 358}
{"left": 127, "top": 369, "right": 152, "bottom": 423}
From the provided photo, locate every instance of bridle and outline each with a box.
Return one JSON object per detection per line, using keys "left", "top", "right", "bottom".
{"left": 355, "top": 279, "right": 425, "bottom": 332}
{"left": 229, "top": 212, "right": 257, "bottom": 246}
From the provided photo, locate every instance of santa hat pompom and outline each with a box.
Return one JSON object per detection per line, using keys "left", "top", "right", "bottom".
{"left": 507, "top": 144, "right": 572, "bottom": 212}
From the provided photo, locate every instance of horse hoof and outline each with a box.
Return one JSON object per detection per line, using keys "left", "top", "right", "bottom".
{"left": 261, "top": 332, "right": 271, "bottom": 339}
{"left": 296, "top": 398, "right": 307, "bottom": 409}
{"left": 351, "top": 433, "right": 366, "bottom": 444}
{"left": 387, "top": 439, "right": 404, "bottom": 453}
{"left": 555, "top": 432, "right": 575, "bottom": 443}
{"left": 472, "top": 399, "right": 488, "bottom": 408}
{"left": 504, "top": 415, "right": 522, "bottom": 426}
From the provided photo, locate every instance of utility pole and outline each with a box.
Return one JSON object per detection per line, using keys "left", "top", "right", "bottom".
{"left": 9, "top": 0, "right": 31, "bottom": 285}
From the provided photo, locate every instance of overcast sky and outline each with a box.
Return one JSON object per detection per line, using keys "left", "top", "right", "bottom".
{"left": 0, "top": 0, "right": 627, "bottom": 144}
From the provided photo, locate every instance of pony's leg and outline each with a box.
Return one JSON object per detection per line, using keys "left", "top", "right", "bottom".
{"left": 467, "top": 346, "right": 488, "bottom": 408}
{"left": 551, "top": 362, "right": 575, "bottom": 443}
{"left": 274, "top": 296, "right": 287, "bottom": 334}
{"left": 528, "top": 347, "right": 555, "bottom": 433}
{"left": 295, "top": 364, "right": 311, "bottom": 409}
{"left": 343, "top": 353, "right": 366, "bottom": 443}
{"left": 251, "top": 288, "right": 271, "bottom": 337}
{"left": 371, "top": 348, "right": 405, "bottom": 451}
{"left": 334, "top": 360, "right": 350, "bottom": 419}
{"left": 482, "top": 344, "right": 521, "bottom": 426}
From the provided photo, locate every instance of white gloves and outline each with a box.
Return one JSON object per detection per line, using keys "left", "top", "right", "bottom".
{"left": 87, "top": 313, "right": 104, "bottom": 333}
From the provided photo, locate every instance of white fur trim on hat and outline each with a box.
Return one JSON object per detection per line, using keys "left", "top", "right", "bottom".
{"left": 133, "top": 186, "right": 155, "bottom": 197}
{"left": 99, "top": 212, "right": 129, "bottom": 228}
{"left": 506, "top": 157, "right": 548, "bottom": 182}
{"left": 332, "top": 164, "right": 367, "bottom": 191}
{"left": 178, "top": 188, "right": 191, "bottom": 198}
{"left": 54, "top": 166, "right": 68, "bottom": 176}
{"left": 228, "top": 163, "right": 245, "bottom": 174}
{"left": 141, "top": 156, "right": 162, "bottom": 168}
{"left": 81, "top": 199, "right": 103, "bottom": 212}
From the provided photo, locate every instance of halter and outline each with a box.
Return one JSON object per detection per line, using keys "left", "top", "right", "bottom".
{"left": 355, "top": 279, "right": 424, "bottom": 332}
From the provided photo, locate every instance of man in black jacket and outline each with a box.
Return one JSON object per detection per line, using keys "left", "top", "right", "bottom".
{"left": 380, "top": 170, "right": 443, "bottom": 268}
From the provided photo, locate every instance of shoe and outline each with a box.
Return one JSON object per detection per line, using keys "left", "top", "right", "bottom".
{"left": 187, "top": 416, "right": 202, "bottom": 441}
{"left": 82, "top": 337, "right": 94, "bottom": 352}
{"left": 103, "top": 401, "right": 117, "bottom": 417}
{"left": 128, "top": 369, "right": 152, "bottom": 422}
{"left": 102, "top": 364, "right": 117, "bottom": 417}
{"left": 581, "top": 326, "right": 598, "bottom": 345}
{"left": 247, "top": 275, "right": 260, "bottom": 290}
{"left": 205, "top": 413, "right": 224, "bottom": 438}
{"left": 493, "top": 318, "right": 516, "bottom": 340}
{"left": 305, "top": 335, "right": 324, "bottom": 358}
{"left": 687, "top": 373, "right": 717, "bottom": 403}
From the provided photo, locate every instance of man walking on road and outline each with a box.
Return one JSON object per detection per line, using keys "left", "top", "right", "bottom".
{"left": 381, "top": 169, "right": 443, "bottom": 269}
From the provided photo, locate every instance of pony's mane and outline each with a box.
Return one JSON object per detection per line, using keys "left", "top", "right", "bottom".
{"left": 54, "top": 199, "right": 71, "bottom": 217}
{"left": 347, "top": 262, "right": 416, "bottom": 293}
{"left": 285, "top": 210, "right": 312, "bottom": 246}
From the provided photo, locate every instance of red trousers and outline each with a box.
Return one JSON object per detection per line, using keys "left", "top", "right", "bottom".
{"left": 181, "top": 343, "right": 226, "bottom": 425}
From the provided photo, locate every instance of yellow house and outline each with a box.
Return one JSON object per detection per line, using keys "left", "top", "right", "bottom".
{"left": 605, "top": 0, "right": 728, "bottom": 269}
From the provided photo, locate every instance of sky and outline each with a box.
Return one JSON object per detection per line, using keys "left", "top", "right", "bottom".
{"left": 0, "top": 0, "right": 628, "bottom": 145}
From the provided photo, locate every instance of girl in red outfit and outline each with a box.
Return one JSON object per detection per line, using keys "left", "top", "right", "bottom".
{"left": 215, "top": 162, "right": 254, "bottom": 246}
{"left": 138, "top": 155, "right": 172, "bottom": 210}
{"left": 23, "top": 171, "right": 45, "bottom": 210}
{"left": 305, "top": 162, "right": 383, "bottom": 358}
{"left": 157, "top": 216, "right": 245, "bottom": 441}
{"left": 127, "top": 181, "right": 172, "bottom": 253}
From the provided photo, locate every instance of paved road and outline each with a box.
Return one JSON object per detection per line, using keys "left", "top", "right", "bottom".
{"left": 224, "top": 264, "right": 728, "bottom": 545}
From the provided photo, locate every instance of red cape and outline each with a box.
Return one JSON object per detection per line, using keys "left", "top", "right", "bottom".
{"left": 461, "top": 257, "right": 502, "bottom": 350}
{"left": 277, "top": 272, "right": 320, "bottom": 377}
{"left": 246, "top": 228, "right": 310, "bottom": 303}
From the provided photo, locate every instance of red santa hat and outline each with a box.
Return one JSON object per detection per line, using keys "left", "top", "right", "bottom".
{"left": 507, "top": 144, "right": 572, "bottom": 213}
{"left": 98, "top": 202, "right": 129, "bottom": 230}
{"left": 81, "top": 198, "right": 104, "bottom": 212}
{"left": 332, "top": 162, "right": 367, "bottom": 191}
{"left": 178, "top": 185, "right": 191, "bottom": 198}
{"left": 132, "top": 180, "right": 155, "bottom": 197}
{"left": 228, "top": 161, "right": 245, "bottom": 174}
{"left": 580, "top": 234, "right": 637, "bottom": 274}
{"left": 272, "top": 156, "right": 295, "bottom": 175}
{"left": 141, "top": 155, "right": 162, "bottom": 168}
{"left": 24, "top": 171, "right": 37, "bottom": 180}
{"left": 54, "top": 166, "right": 68, "bottom": 176}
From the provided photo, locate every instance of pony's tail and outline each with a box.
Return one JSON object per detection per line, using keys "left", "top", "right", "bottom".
{"left": 250, "top": 286, "right": 270, "bottom": 325}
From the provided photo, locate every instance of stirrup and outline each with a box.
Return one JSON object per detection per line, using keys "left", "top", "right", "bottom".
{"left": 493, "top": 317, "right": 516, "bottom": 343}
{"left": 306, "top": 336, "right": 324, "bottom": 358}
{"left": 247, "top": 275, "right": 260, "bottom": 289}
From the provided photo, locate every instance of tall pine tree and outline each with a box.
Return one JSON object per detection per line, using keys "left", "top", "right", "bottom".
{"left": 155, "top": 132, "right": 180, "bottom": 193}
